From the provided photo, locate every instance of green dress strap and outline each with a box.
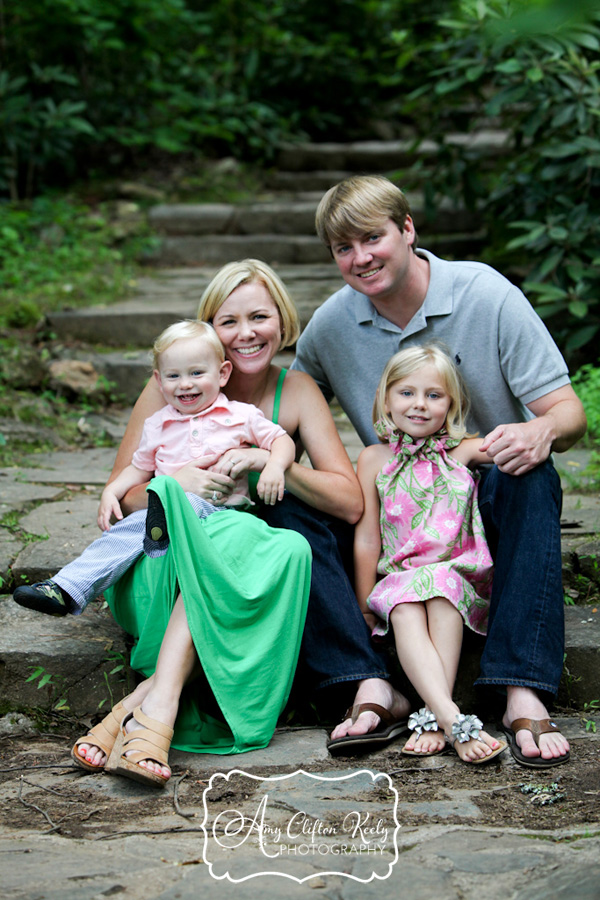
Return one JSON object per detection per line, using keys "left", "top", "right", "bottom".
{"left": 248, "top": 368, "right": 287, "bottom": 499}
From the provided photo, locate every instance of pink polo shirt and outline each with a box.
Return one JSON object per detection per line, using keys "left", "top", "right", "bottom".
{"left": 132, "top": 392, "right": 287, "bottom": 507}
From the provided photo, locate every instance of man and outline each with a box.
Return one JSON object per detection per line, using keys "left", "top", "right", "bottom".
{"left": 293, "top": 175, "right": 587, "bottom": 767}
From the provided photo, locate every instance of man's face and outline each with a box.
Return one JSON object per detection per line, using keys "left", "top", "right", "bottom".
{"left": 330, "top": 216, "right": 416, "bottom": 305}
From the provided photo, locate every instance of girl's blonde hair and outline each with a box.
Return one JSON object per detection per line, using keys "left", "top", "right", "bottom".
{"left": 373, "top": 344, "right": 471, "bottom": 441}
{"left": 197, "top": 259, "right": 300, "bottom": 349}
{"left": 152, "top": 320, "right": 224, "bottom": 370}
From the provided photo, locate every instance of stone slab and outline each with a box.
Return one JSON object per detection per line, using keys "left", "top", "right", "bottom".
{"left": 2, "top": 448, "right": 115, "bottom": 485}
{"left": 171, "top": 727, "right": 330, "bottom": 774}
{"left": 0, "top": 479, "right": 64, "bottom": 515}
{"left": 0, "top": 597, "right": 130, "bottom": 716}
{"left": 11, "top": 496, "right": 101, "bottom": 583}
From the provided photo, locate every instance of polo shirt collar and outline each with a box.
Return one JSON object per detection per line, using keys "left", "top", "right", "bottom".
{"left": 352, "top": 248, "right": 453, "bottom": 328}
{"left": 162, "top": 392, "right": 231, "bottom": 423}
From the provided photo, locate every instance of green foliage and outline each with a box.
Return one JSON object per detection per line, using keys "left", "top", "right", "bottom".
{"left": 0, "top": 195, "right": 151, "bottom": 323}
{"left": 571, "top": 363, "right": 600, "bottom": 442}
{"left": 405, "top": 0, "right": 600, "bottom": 364}
{"left": 25, "top": 666, "right": 69, "bottom": 711}
{"left": 1, "top": 0, "right": 438, "bottom": 197}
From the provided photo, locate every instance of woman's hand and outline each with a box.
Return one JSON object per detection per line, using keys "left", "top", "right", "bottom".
{"left": 173, "top": 460, "right": 236, "bottom": 504}
{"left": 211, "top": 448, "right": 269, "bottom": 479}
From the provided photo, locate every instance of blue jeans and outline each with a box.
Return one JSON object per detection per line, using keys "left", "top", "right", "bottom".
{"left": 259, "top": 494, "right": 390, "bottom": 691}
{"left": 475, "top": 459, "right": 564, "bottom": 696}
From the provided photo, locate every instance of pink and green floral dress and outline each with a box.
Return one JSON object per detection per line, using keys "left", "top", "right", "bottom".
{"left": 367, "top": 426, "right": 493, "bottom": 637}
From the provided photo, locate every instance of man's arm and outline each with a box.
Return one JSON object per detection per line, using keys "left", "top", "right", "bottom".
{"left": 480, "top": 384, "right": 587, "bottom": 476}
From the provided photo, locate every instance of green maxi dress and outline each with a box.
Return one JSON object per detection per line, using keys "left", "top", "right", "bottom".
{"left": 104, "top": 476, "right": 311, "bottom": 755}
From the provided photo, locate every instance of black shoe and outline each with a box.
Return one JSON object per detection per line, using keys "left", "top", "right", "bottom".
{"left": 13, "top": 580, "right": 72, "bottom": 616}
{"left": 144, "top": 490, "right": 170, "bottom": 554}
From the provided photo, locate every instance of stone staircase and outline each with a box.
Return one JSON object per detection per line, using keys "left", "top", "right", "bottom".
{"left": 1, "top": 138, "right": 599, "bottom": 720}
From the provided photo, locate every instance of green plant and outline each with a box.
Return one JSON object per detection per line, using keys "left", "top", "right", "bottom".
{"left": 520, "top": 781, "right": 565, "bottom": 805}
{"left": 25, "top": 665, "right": 69, "bottom": 711}
{"left": 98, "top": 649, "right": 129, "bottom": 710}
{"left": 404, "top": 0, "right": 600, "bottom": 365}
{"left": 572, "top": 363, "right": 600, "bottom": 442}
{"left": 582, "top": 698, "right": 599, "bottom": 732}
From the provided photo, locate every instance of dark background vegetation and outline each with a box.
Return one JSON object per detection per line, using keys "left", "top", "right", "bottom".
{"left": 1, "top": 0, "right": 599, "bottom": 451}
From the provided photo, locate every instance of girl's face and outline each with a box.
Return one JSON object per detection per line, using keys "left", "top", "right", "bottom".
{"left": 211, "top": 282, "right": 282, "bottom": 375}
{"left": 385, "top": 363, "right": 451, "bottom": 438}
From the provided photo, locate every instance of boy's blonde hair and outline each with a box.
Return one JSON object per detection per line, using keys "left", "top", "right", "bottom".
{"left": 315, "top": 175, "right": 418, "bottom": 251}
{"left": 152, "top": 320, "right": 225, "bottom": 370}
{"left": 373, "top": 344, "right": 471, "bottom": 441}
{"left": 197, "top": 259, "right": 300, "bottom": 349}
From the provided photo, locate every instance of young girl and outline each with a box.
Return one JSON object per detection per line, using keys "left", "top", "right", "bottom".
{"left": 354, "top": 344, "right": 506, "bottom": 763}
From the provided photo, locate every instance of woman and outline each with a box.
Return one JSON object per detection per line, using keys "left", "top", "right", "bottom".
{"left": 76, "top": 260, "right": 409, "bottom": 777}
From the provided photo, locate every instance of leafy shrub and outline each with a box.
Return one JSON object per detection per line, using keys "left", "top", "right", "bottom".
{"left": 404, "top": 0, "right": 600, "bottom": 365}
{"left": 572, "top": 363, "right": 600, "bottom": 443}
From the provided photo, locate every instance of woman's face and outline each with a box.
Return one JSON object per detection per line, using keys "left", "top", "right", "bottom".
{"left": 211, "top": 282, "right": 283, "bottom": 375}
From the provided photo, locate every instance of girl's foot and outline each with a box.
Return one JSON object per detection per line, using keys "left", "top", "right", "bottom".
{"left": 402, "top": 729, "right": 446, "bottom": 755}
{"left": 401, "top": 706, "right": 446, "bottom": 756}
{"left": 443, "top": 713, "right": 506, "bottom": 764}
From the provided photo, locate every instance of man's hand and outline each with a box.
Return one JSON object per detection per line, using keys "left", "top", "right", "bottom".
{"left": 480, "top": 418, "right": 553, "bottom": 476}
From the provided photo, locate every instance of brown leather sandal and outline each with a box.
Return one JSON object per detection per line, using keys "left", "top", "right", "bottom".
{"left": 105, "top": 706, "right": 173, "bottom": 788}
{"left": 71, "top": 701, "right": 127, "bottom": 772}
{"left": 503, "top": 717, "right": 570, "bottom": 768}
{"left": 327, "top": 702, "right": 408, "bottom": 756}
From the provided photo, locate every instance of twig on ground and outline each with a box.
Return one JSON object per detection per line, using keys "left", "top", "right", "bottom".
{"left": 17, "top": 776, "right": 57, "bottom": 831}
{"left": 173, "top": 772, "right": 195, "bottom": 819}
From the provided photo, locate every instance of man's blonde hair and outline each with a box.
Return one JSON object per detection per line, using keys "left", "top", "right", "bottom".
{"left": 373, "top": 344, "right": 471, "bottom": 441}
{"left": 316, "top": 175, "right": 418, "bottom": 250}
{"left": 152, "top": 320, "right": 224, "bottom": 370}
{"left": 197, "top": 259, "right": 300, "bottom": 349}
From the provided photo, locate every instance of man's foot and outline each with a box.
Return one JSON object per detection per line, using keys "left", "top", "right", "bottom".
{"left": 503, "top": 686, "right": 570, "bottom": 764}
{"left": 329, "top": 679, "right": 411, "bottom": 741}
{"left": 13, "top": 580, "right": 72, "bottom": 617}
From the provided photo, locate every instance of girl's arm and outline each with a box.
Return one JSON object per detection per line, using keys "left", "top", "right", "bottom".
{"left": 354, "top": 445, "right": 388, "bottom": 621}
{"left": 449, "top": 437, "right": 490, "bottom": 469}
{"left": 277, "top": 371, "right": 364, "bottom": 524}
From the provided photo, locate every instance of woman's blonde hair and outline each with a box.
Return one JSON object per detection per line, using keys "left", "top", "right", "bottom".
{"left": 315, "top": 175, "right": 418, "bottom": 251}
{"left": 152, "top": 320, "right": 224, "bottom": 370}
{"left": 197, "top": 259, "right": 300, "bottom": 349}
{"left": 373, "top": 344, "right": 471, "bottom": 441}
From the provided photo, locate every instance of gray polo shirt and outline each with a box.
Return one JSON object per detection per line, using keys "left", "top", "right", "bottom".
{"left": 292, "top": 249, "right": 570, "bottom": 446}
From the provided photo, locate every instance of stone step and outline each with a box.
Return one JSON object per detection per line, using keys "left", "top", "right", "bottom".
{"left": 1, "top": 451, "right": 598, "bottom": 717}
{"left": 46, "top": 264, "right": 345, "bottom": 349}
{"left": 144, "top": 231, "right": 486, "bottom": 268}
{"left": 275, "top": 132, "right": 510, "bottom": 172}
{"left": 148, "top": 195, "right": 482, "bottom": 238}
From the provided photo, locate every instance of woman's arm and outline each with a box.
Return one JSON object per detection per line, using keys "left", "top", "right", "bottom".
{"left": 354, "top": 445, "right": 387, "bottom": 628}
{"left": 278, "top": 371, "right": 364, "bottom": 524}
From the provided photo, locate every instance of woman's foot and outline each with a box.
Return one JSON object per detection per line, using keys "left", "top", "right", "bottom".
{"left": 329, "top": 679, "right": 411, "bottom": 741}
{"left": 502, "top": 686, "right": 569, "bottom": 763}
{"left": 75, "top": 677, "right": 154, "bottom": 768}
{"left": 121, "top": 701, "right": 174, "bottom": 780}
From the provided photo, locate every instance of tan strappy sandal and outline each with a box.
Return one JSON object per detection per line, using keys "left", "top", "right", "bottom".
{"left": 105, "top": 706, "right": 173, "bottom": 788}
{"left": 71, "top": 701, "right": 127, "bottom": 772}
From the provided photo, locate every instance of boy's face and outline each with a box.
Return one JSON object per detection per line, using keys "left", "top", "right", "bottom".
{"left": 155, "top": 337, "right": 232, "bottom": 415}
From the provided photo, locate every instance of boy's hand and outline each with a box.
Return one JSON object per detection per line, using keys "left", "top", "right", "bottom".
{"left": 98, "top": 490, "right": 123, "bottom": 531}
{"left": 256, "top": 461, "right": 286, "bottom": 506}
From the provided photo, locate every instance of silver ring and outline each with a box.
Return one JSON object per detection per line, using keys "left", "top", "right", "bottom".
{"left": 211, "top": 491, "right": 219, "bottom": 503}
